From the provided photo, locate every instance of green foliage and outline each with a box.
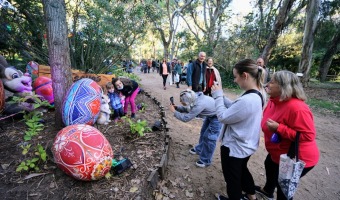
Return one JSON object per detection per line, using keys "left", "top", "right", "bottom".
{"left": 16, "top": 143, "right": 47, "bottom": 172}
{"left": 24, "top": 114, "right": 44, "bottom": 141}
{"left": 35, "top": 144, "right": 47, "bottom": 162}
{"left": 16, "top": 158, "right": 40, "bottom": 172}
{"left": 124, "top": 117, "right": 151, "bottom": 137}
{"left": 137, "top": 103, "right": 146, "bottom": 113}
{"left": 20, "top": 144, "right": 31, "bottom": 155}
{"left": 219, "top": 68, "right": 237, "bottom": 89}
{"left": 11, "top": 93, "right": 49, "bottom": 173}
{"left": 10, "top": 93, "right": 51, "bottom": 141}
{"left": 110, "top": 68, "right": 141, "bottom": 84}
{"left": 0, "top": 0, "right": 47, "bottom": 63}
{"left": 307, "top": 98, "right": 340, "bottom": 114}
{"left": 68, "top": 0, "right": 155, "bottom": 73}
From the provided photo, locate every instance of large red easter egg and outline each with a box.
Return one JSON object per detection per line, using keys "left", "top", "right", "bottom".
{"left": 0, "top": 81, "right": 4, "bottom": 113}
{"left": 62, "top": 78, "right": 101, "bottom": 126}
{"left": 33, "top": 76, "right": 54, "bottom": 105}
{"left": 52, "top": 124, "right": 113, "bottom": 181}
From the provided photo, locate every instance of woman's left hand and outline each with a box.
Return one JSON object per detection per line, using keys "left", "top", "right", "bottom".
{"left": 266, "top": 118, "right": 279, "bottom": 132}
{"left": 211, "top": 84, "right": 221, "bottom": 92}
{"left": 169, "top": 104, "right": 176, "bottom": 113}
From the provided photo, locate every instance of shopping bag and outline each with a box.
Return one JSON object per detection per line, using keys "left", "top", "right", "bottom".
{"left": 174, "top": 73, "right": 180, "bottom": 83}
{"left": 168, "top": 75, "right": 173, "bottom": 85}
{"left": 278, "top": 132, "right": 306, "bottom": 199}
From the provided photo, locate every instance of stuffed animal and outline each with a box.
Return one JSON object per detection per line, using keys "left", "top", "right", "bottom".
{"left": 96, "top": 94, "right": 111, "bottom": 125}
{"left": 0, "top": 55, "right": 34, "bottom": 116}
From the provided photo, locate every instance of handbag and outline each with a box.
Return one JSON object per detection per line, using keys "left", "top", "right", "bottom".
{"left": 278, "top": 132, "right": 306, "bottom": 199}
{"left": 174, "top": 73, "right": 180, "bottom": 83}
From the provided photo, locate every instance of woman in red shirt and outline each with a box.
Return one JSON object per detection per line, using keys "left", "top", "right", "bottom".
{"left": 256, "top": 70, "right": 319, "bottom": 200}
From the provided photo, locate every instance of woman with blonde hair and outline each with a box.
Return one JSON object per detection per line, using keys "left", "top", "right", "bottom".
{"left": 213, "top": 59, "right": 266, "bottom": 200}
{"left": 255, "top": 70, "right": 319, "bottom": 200}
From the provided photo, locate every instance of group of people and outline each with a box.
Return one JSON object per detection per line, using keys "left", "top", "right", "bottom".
{"left": 168, "top": 52, "right": 319, "bottom": 200}
{"left": 159, "top": 57, "right": 188, "bottom": 90}
{"left": 103, "top": 77, "right": 140, "bottom": 121}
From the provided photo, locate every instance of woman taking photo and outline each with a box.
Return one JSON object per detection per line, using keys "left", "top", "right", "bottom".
{"left": 212, "top": 59, "right": 266, "bottom": 200}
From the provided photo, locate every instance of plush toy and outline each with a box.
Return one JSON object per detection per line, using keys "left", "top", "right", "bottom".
{"left": 96, "top": 94, "right": 111, "bottom": 125}
{"left": 0, "top": 55, "right": 34, "bottom": 116}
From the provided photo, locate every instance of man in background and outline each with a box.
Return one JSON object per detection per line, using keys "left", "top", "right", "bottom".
{"left": 257, "top": 57, "right": 271, "bottom": 83}
{"left": 187, "top": 52, "right": 207, "bottom": 92}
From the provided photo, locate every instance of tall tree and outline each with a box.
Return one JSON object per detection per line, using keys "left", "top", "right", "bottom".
{"left": 181, "top": 0, "right": 232, "bottom": 55}
{"left": 260, "top": 0, "right": 296, "bottom": 64}
{"left": 298, "top": 0, "right": 320, "bottom": 85}
{"left": 153, "top": 0, "right": 193, "bottom": 59}
{"left": 318, "top": 30, "right": 340, "bottom": 82}
{"left": 42, "top": 0, "right": 73, "bottom": 128}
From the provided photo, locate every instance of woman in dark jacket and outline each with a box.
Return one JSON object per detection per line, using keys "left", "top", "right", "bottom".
{"left": 112, "top": 77, "right": 139, "bottom": 118}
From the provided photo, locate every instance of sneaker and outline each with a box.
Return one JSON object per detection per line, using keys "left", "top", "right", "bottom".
{"left": 189, "top": 148, "right": 197, "bottom": 155}
{"left": 241, "top": 194, "right": 258, "bottom": 200}
{"left": 215, "top": 193, "right": 229, "bottom": 200}
{"left": 195, "top": 160, "right": 207, "bottom": 168}
{"left": 254, "top": 186, "right": 274, "bottom": 200}
{"left": 131, "top": 113, "right": 135, "bottom": 118}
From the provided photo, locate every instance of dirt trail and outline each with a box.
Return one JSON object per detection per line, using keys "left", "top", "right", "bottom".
{"left": 137, "top": 71, "right": 340, "bottom": 200}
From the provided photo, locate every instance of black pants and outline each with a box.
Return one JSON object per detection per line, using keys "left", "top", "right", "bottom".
{"left": 162, "top": 74, "right": 168, "bottom": 87}
{"left": 263, "top": 154, "right": 314, "bottom": 200}
{"left": 221, "top": 146, "right": 256, "bottom": 200}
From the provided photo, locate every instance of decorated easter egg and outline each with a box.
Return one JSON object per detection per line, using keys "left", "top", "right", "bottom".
{"left": 33, "top": 76, "right": 54, "bottom": 105}
{"left": 62, "top": 78, "right": 101, "bottom": 126}
{"left": 26, "top": 61, "right": 39, "bottom": 81}
{"left": 0, "top": 81, "right": 4, "bottom": 113}
{"left": 52, "top": 124, "right": 113, "bottom": 181}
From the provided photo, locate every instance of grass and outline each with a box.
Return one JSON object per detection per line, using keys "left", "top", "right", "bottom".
{"left": 306, "top": 98, "right": 340, "bottom": 115}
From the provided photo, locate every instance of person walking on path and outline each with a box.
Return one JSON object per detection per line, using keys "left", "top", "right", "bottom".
{"left": 159, "top": 58, "right": 171, "bottom": 90}
{"left": 212, "top": 59, "right": 266, "bottom": 200}
{"left": 187, "top": 52, "right": 207, "bottom": 92}
{"left": 169, "top": 89, "right": 222, "bottom": 168}
{"left": 174, "top": 59, "right": 183, "bottom": 88}
{"left": 204, "top": 57, "right": 222, "bottom": 96}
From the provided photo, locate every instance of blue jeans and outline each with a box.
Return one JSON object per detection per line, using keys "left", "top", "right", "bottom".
{"left": 194, "top": 115, "right": 221, "bottom": 165}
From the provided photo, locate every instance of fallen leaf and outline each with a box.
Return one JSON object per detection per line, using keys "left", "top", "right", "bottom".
{"left": 1, "top": 164, "right": 10, "bottom": 170}
{"left": 24, "top": 173, "right": 49, "bottom": 180}
{"left": 185, "top": 190, "right": 194, "bottom": 198}
{"left": 129, "top": 186, "right": 139, "bottom": 193}
{"left": 155, "top": 193, "right": 163, "bottom": 200}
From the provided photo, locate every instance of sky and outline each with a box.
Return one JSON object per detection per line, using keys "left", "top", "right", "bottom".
{"left": 229, "top": 0, "right": 254, "bottom": 24}
{"left": 230, "top": 0, "right": 253, "bottom": 17}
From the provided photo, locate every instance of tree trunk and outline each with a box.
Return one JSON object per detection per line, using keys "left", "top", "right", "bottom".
{"left": 319, "top": 31, "right": 340, "bottom": 82}
{"left": 298, "top": 0, "right": 320, "bottom": 86}
{"left": 261, "top": 0, "right": 296, "bottom": 64}
{"left": 42, "top": 0, "right": 73, "bottom": 128}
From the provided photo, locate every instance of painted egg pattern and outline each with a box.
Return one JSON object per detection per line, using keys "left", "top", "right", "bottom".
{"left": 62, "top": 78, "right": 101, "bottom": 126}
{"left": 52, "top": 124, "right": 113, "bottom": 181}
{"left": 33, "top": 76, "right": 54, "bottom": 105}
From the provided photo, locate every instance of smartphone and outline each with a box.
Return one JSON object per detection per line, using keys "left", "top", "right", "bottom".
{"left": 170, "top": 96, "right": 174, "bottom": 105}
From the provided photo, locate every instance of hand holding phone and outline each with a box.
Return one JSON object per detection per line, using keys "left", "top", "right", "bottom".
{"left": 170, "top": 96, "right": 174, "bottom": 105}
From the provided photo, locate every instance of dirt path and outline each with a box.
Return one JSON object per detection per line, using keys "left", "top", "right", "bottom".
{"left": 137, "top": 71, "right": 340, "bottom": 200}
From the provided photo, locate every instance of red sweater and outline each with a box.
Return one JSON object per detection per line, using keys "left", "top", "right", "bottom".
{"left": 261, "top": 97, "right": 319, "bottom": 167}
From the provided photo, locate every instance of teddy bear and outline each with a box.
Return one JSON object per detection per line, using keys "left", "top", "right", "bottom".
{"left": 96, "top": 94, "right": 111, "bottom": 125}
